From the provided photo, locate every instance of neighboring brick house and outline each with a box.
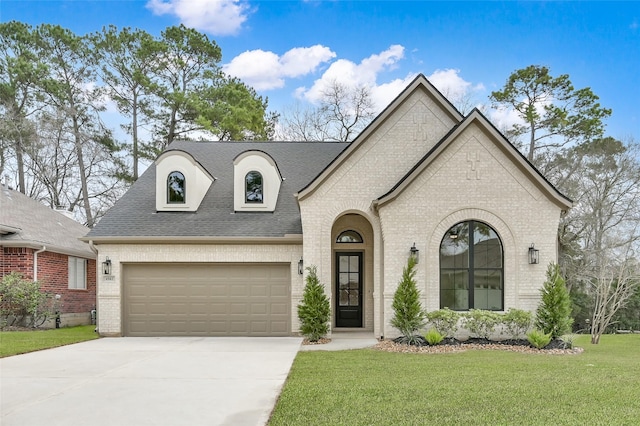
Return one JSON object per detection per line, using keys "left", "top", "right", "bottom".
{"left": 1, "top": 187, "right": 96, "bottom": 327}
{"left": 86, "top": 75, "right": 571, "bottom": 338}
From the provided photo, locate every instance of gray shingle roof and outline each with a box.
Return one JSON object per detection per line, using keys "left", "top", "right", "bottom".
{"left": 86, "top": 141, "right": 347, "bottom": 239}
{"left": 0, "top": 186, "right": 94, "bottom": 257}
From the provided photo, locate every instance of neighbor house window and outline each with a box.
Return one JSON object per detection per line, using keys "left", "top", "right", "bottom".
{"left": 245, "top": 171, "right": 263, "bottom": 203}
{"left": 336, "top": 230, "right": 363, "bottom": 243}
{"left": 167, "top": 171, "right": 185, "bottom": 203}
{"left": 440, "top": 221, "right": 503, "bottom": 311}
{"left": 68, "top": 257, "right": 87, "bottom": 290}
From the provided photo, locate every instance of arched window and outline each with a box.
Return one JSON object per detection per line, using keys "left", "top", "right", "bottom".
{"left": 245, "top": 171, "right": 263, "bottom": 203}
{"left": 440, "top": 221, "right": 503, "bottom": 311}
{"left": 336, "top": 230, "right": 363, "bottom": 243}
{"left": 167, "top": 171, "right": 185, "bottom": 204}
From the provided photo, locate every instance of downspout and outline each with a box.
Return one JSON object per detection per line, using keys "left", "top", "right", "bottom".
{"left": 33, "top": 246, "right": 46, "bottom": 281}
{"left": 88, "top": 240, "right": 98, "bottom": 255}
{"left": 88, "top": 240, "right": 99, "bottom": 332}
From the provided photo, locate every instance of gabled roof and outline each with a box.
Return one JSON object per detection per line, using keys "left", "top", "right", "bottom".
{"left": 85, "top": 141, "right": 346, "bottom": 242}
{"left": 0, "top": 187, "right": 95, "bottom": 258}
{"left": 373, "top": 108, "right": 573, "bottom": 210}
{"left": 295, "top": 73, "right": 464, "bottom": 201}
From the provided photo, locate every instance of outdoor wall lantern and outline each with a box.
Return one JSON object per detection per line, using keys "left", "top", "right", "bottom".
{"left": 102, "top": 257, "right": 112, "bottom": 275}
{"left": 410, "top": 243, "right": 420, "bottom": 264}
{"left": 298, "top": 257, "right": 304, "bottom": 275}
{"left": 528, "top": 244, "right": 539, "bottom": 265}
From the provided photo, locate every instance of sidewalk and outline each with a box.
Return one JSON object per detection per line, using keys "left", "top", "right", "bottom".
{"left": 299, "top": 331, "right": 379, "bottom": 351}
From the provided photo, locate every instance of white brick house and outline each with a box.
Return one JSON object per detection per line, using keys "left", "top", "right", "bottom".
{"left": 85, "top": 75, "right": 571, "bottom": 338}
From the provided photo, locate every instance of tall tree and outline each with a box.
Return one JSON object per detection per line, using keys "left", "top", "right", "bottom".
{"left": 92, "top": 26, "right": 162, "bottom": 181}
{"left": 276, "top": 80, "right": 375, "bottom": 142}
{"left": 490, "top": 65, "right": 611, "bottom": 164}
{"left": 194, "top": 76, "right": 275, "bottom": 141}
{"left": 35, "top": 24, "right": 115, "bottom": 227}
{"left": 145, "top": 25, "right": 222, "bottom": 153}
{"left": 557, "top": 138, "right": 640, "bottom": 343}
{"left": 0, "top": 21, "right": 47, "bottom": 193}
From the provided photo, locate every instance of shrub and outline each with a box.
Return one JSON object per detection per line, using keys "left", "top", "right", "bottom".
{"left": 426, "top": 308, "right": 460, "bottom": 338}
{"left": 527, "top": 329, "right": 552, "bottom": 349}
{"left": 424, "top": 328, "right": 444, "bottom": 346}
{"left": 0, "top": 272, "right": 55, "bottom": 328}
{"left": 501, "top": 308, "right": 533, "bottom": 339}
{"left": 390, "top": 257, "right": 426, "bottom": 345}
{"left": 462, "top": 309, "right": 500, "bottom": 339}
{"left": 560, "top": 333, "right": 577, "bottom": 349}
{"left": 297, "top": 265, "right": 330, "bottom": 342}
{"left": 535, "top": 263, "right": 573, "bottom": 339}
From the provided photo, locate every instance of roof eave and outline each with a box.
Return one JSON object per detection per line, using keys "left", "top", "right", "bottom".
{"left": 0, "top": 240, "right": 96, "bottom": 259}
{"left": 83, "top": 235, "right": 304, "bottom": 245}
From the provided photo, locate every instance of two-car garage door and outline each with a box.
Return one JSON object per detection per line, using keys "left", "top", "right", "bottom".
{"left": 123, "top": 263, "right": 290, "bottom": 336}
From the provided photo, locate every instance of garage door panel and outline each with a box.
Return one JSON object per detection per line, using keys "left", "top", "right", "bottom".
{"left": 124, "top": 263, "right": 290, "bottom": 336}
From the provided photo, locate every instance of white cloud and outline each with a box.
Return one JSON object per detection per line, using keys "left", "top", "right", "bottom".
{"left": 488, "top": 105, "right": 524, "bottom": 132}
{"left": 298, "top": 45, "right": 410, "bottom": 110}
{"left": 146, "top": 0, "right": 250, "bottom": 36}
{"left": 426, "top": 69, "right": 486, "bottom": 113}
{"left": 223, "top": 45, "right": 336, "bottom": 90}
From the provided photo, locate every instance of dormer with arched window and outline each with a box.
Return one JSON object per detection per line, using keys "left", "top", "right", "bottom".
{"left": 155, "top": 150, "right": 214, "bottom": 212}
{"left": 234, "top": 150, "right": 282, "bottom": 212}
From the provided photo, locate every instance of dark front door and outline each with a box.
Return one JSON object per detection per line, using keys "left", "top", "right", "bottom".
{"left": 335, "top": 252, "right": 363, "bottom": 327}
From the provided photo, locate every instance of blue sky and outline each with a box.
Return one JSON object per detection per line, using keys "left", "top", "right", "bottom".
{"left": 1, "top": 0, "right": 638, "bottom": 141}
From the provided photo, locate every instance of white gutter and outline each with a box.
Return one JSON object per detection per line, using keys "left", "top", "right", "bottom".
{"left": 33, "top": 246, "right": 46, "bottom": 281}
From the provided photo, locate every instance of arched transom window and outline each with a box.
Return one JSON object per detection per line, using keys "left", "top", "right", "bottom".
{"left": 245, "top": 171, "right": 263, "bottom": 203}
{"left": 167, "top": 171, "right": 185, "bottom": 204}
{"left": 440, "top": 220, "right": 503, "bottom": 311}
{"left": 336, "top": 230, "right": 363, "bottom": 243}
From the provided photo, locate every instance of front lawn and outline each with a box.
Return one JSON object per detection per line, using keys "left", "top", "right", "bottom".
{"left": 0, "top": 325, "right": 99, "bottom": 357}
{"left": 269, "top": 335, "right": 640, "bottom": 425}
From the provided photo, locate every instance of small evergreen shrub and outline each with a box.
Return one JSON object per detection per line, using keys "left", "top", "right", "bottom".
{"left": 535, "top": 264, "right": 573, "bottom": 339}
{"left": 426, "top": 308, "right": 460, "bottom": 338}
{"left": 297, "top": 265, "right": 330, "bottom": 342}
{"left": 462, "top": 309, "right": 500, "bottom": 339}
{"left": 527, "top": 329, "right": 552, "bottom": 349}
{"left": 390, "top": 257, "right": 426, "bottom": 345}
{"left": 502, "top": 308, "right": 533, "bottom": 339}
{"left": 424, "top": 328, "right": 444, "bottom": 346}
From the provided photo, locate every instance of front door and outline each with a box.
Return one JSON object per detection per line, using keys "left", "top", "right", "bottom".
{"left": 335, "top": 252, "right": 363, "bottom": 327}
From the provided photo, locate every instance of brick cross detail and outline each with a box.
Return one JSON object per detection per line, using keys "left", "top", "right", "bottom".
{"left": 466, "top": 152, "right": 481, "bottom": 180}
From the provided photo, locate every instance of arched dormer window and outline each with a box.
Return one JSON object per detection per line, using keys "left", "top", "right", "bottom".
{"left": 167, "top": 171, "right": 186, "bottom": 204}
{"left": 336, "top": 230, "right": 363, "bottom": 243}
{"left": 245, "top": 171, "right": 263, "bottom": 203}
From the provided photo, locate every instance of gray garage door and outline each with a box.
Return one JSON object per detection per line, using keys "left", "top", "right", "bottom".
{"left": 123, "top": 263, "right": 290, "bottom": 336}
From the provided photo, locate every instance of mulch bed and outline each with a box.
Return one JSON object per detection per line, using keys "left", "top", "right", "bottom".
{"left": 374, "top": 337, "right": 583, "bottom": 355}
{"left": 302, "top": 338, "right": 332, "bottom": 345}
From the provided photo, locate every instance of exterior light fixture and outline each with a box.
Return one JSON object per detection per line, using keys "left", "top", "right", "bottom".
{"left": 298, "top": 258, "right": 304, "bottom": 275}
{"left": 102, "top": 257, "right": 112, "bottom": 275}
{"left": 528, "top": 244, "right": 539, "bottom": 265}
{"left": 410, "top": 243, "right": 419, "bottom": 264}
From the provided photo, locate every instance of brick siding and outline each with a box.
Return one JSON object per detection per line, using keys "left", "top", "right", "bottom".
{"left": 1, "top": 247, "right": 96, "bottom": 319}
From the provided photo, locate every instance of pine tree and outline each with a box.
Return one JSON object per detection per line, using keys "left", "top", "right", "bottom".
{"left": 390, "top": 257, "right": 426, "bottom": 344}
{"left": 297, "top": 265, "right": 330, "bottom": 341}
{"left": 535, "top": 263, "right": 573, "bottom": 338}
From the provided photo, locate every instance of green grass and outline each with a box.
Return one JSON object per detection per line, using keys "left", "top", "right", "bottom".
{"left": 269, "top": 335, "right": 640, "bottom": 425}
{"left": 0, "top": 325, "right": 99, "bottom": 357}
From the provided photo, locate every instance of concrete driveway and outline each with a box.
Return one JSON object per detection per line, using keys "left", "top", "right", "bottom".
{"left": 0, "top": 337, "right": 302, "bottom": 426}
